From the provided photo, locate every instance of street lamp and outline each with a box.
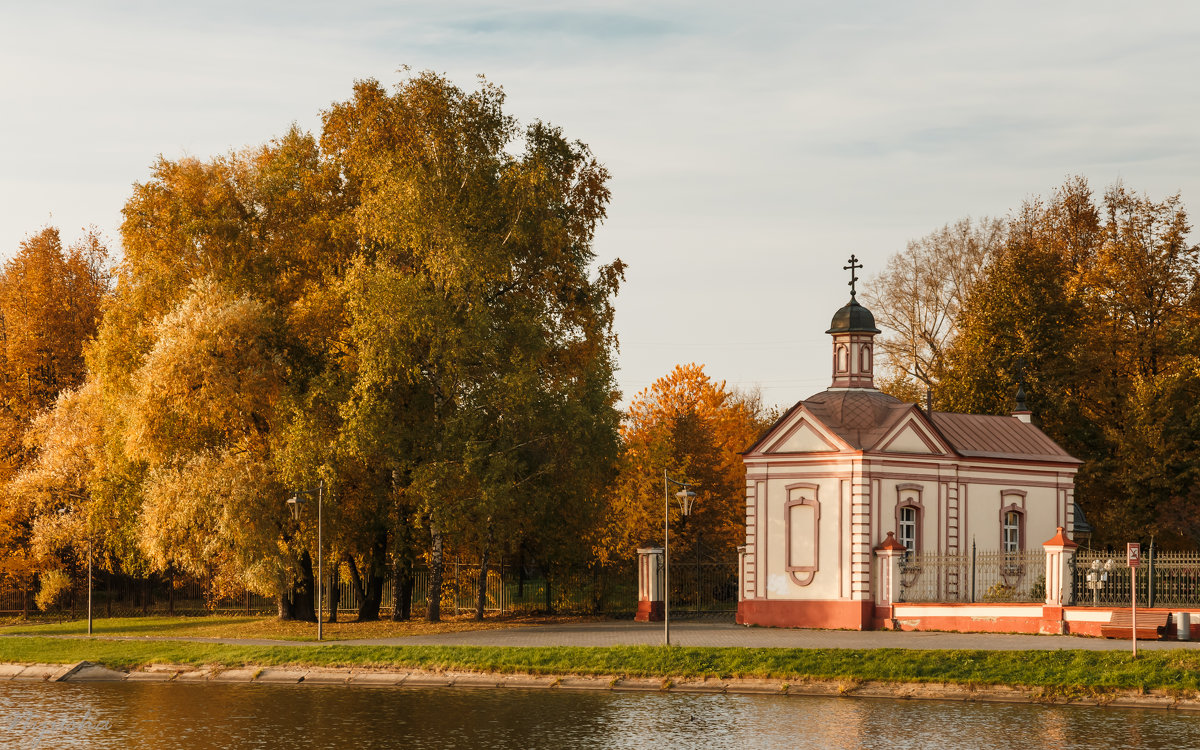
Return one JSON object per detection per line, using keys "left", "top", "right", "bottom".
{"left": 663, "top": 471, "right": 698, "bottom": 646}
{"left": 287, "top": 479, "right": 326, "bottom": 641}
{"left": 1086, "top": 558, "right": 1115, "bottom": 606}
{"left": 86, "top": 519, "right": 92, "bottom": 636}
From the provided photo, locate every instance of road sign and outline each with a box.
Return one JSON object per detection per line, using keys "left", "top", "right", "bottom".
{"left": 1127, "top": 543, "right": 1141, "bottom": 568}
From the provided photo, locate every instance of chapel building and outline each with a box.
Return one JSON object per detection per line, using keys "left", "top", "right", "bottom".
{"left": 736, "top": 259, "right": 1081, "bottom": 630}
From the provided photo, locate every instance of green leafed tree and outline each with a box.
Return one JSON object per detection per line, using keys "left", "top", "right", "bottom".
{"left": 316, "top": 73, "right": 623, "bottom": 620}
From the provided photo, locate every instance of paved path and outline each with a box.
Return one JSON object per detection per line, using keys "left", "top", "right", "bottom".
{"left": 8, "top": 620, "right": 1200, "bottom": 651}
{"left": 336, "top": 620, "right": 1200, "bottom": 650}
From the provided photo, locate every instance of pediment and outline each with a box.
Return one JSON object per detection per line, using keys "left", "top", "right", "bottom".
{"left": 759, "top": 412, "right": 846, "bottom": 455}
{"left": 873, "top": 413, "right": 953, "bottom": 455}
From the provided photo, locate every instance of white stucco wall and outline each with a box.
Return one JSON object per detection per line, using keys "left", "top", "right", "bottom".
{"left": 744, "top": 454, "right": 1078, "bottom": 604}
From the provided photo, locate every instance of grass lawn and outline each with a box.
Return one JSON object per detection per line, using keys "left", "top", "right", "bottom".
{"left": 0, "top": 635, "right": 1198, "bottom": 696}
{"left": 0, "top": 613, "right": 589, "bottom": 642}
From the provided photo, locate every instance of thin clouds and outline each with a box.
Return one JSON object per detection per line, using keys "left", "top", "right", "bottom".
{"left": 2, "top": 1, "right": 1199, "bottom": 406}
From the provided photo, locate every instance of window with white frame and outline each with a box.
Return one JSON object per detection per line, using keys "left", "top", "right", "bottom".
{"left": 1003, "top": 510, "right": 1021, "bottom": 553}
{"left": 899, "top": 506, "right": 917, "bottom": 554}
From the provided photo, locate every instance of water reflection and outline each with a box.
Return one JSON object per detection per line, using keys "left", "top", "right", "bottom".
{"left": 0, "top": 682, "right": 1197, "bottom": 749}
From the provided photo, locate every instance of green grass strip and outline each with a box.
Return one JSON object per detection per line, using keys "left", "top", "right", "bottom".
{"left": 2, "top": 637, "right": 1199, "bottom": 695}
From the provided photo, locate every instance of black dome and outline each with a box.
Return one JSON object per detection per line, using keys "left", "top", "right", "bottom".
{"left": 826, "top": 297, "right": 881, "bottom": 334}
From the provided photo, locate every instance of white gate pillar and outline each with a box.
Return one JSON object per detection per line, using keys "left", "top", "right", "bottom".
{"left": 1040, "top": 527, "right": 1078, "bottom": 634}
{"left": 873, "top": 532, "right": 906, "bottom": 628}
{"left": 635, "top": 547, "right": 664, "bottom": 622}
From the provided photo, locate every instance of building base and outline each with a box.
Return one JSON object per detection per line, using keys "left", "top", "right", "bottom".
{"left": 737, "top": 599, "right": 874, "bottom": 630}
{"left": 635, "top": 600, "right": 664, "bottom": 622}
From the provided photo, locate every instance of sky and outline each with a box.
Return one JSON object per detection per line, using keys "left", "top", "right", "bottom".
{"left": 3, "top": 1, "right": 1200, "bottom": 409}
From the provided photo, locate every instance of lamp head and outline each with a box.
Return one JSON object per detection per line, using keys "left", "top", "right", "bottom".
{"left": 675, "top": 488, "right": 698, "bottom": 518}
{"left": 286, "top": 496, "right": 305, "bottom": 521}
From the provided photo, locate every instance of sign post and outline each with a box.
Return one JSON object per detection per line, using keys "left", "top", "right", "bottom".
{"left": 1128, "top": 543, "right": 1141, "bottom": 658}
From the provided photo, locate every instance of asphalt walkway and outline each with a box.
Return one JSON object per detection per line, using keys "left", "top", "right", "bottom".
{"left": 9, "top": 619, "right": 1200, "bottom": 651}
{"left": 336, "top": 620, "right": 1200, "bottom": 650}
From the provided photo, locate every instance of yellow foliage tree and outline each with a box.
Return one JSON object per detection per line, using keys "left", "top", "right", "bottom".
{"left": 0, "top": 227, "right": 110, "bottom": 602}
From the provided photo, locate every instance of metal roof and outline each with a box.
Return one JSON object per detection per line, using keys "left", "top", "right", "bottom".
{"left": 745, "top": 389, "right": 1081, "bottom": 465}
{"left": 928, "top": 412, "right": 1081, "bottom": 464}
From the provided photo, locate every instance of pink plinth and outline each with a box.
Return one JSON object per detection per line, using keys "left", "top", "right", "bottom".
{"left": 635, "top": 600, "right": 664, "bottom": 622}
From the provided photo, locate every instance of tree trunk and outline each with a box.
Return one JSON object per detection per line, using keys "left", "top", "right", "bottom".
{"left": 347, "top": 556, "right": 366, "bottom": 614}
{"left": 359, "top": 534, "right": 388, "bottom": 621}
{"left": 347, "top": 544, "right": 386, "bottom": 623}
{"left": 544, "top": 567, "right": 553, "bottom": 614}
{"left": 327, "top": 563, "right": 340, "bottom": 624}
{"left": 427, "top": 527, "right": 444, "bottom": 622}
{"left": 475, "top": 527, "right": 492, "bottom": 621}
{"left": 360, "top": 574, "right": 384, "bottom": 621}
{"left": 398, "top": 562, "right": 414, "bottom": 621}
{"left": 276, "top": 593, "right": 293, "bottom": 620}
{"left": 284, "top": 551, "right": 317, "bottom": 622}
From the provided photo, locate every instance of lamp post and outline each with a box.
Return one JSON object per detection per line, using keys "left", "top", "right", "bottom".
{"left": 86, "top": 526, "right": 92, "bottom": 636}
{"left": 663, "top": 471, "right": 698, "bottom": 646}
{"left": 288, "top": 479, "right": 325, "bottom": 641}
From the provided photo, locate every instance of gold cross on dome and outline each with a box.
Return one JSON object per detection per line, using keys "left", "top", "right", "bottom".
{"left": 844, "top": 255, "right": 862, "bottom": 297}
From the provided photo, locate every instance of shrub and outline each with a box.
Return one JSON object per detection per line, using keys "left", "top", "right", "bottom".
{"left": 35, "top": 569, "right": 72, "bottom": 612}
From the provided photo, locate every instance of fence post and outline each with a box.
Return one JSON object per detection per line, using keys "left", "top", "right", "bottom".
{"left": 1147, "top": 540, "right": 1156, "bottom": 609}
{"left": 970, "top": 540, "right": 976, "bottom": 603}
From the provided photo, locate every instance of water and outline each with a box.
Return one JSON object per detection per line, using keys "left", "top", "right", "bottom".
{"left": 1, "top": 682, "right": 1197, "bottom": 749}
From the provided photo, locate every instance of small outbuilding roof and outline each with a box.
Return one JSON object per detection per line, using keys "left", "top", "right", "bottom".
{"left": 746, "top": 390, "right": 1081, "bottom": 465}
{"left": 928, "top": 412, "right": 1081, "bottom": 464}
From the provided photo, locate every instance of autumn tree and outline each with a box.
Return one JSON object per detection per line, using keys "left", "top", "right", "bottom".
{"left": 23, "top": 71, "right": 624, "bottom": 623}
{"left": 602, "top": 364, "right": 770, "bottom": 569}
{"left": 0, "top": 227, "right": 110, "bottom": 604}
{"left": 80, "top": 128, "right": 349, "bottom": 618}
{"left": 915, "top": 176, "right": 1200, "bottom": 546}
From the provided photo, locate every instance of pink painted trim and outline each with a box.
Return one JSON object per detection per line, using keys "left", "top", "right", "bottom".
{"left": 876, "top": 414, "right": 949, "bottom": 455}
{"left": 784, "top": 483, "right": 820, "bottom": 586}
{"left": 764, "top": 414, "right": 843, "bottom": 454}
{"left": 757, "top": 479, "right": 766, "bottom": 599}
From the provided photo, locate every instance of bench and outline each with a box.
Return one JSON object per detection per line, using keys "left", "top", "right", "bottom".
{"left": 1100, "top": 610, "right": 1169, "bottom": 640}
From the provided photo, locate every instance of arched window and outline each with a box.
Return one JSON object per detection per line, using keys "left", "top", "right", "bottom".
{"left": 999, "top": 492, "right": 1026, "bottom": 553}
{"left": 1003, "top": 510, "right": 1021, "bottom": 553}
{"left": 899, "top": 506, "right": 917, "bottom": 554}
{"left": 836, "top": 345, "right": 849, "bottom": 372}
{"left": 894, "top": 484, "right": 924, "bottom": 558}
{"left": 860, "top": 344, "right": 871, "bottom": 373}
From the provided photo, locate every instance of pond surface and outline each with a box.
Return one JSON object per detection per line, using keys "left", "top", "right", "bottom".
{"left": 1, "top": 681, "right": 1198, "bottom": 749}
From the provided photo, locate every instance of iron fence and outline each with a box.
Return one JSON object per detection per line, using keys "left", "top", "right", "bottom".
{"left": 1074, "top": 549, "right": 1200, "bottom": 609}
{"left": 898, "top": 548, "right": 1045, "bottom": 603}
{"left": 1, "top": 560, "right": 737, "bottom": 619}
{"left": 330, "top": 562, "right": 735, "bottom": 616}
